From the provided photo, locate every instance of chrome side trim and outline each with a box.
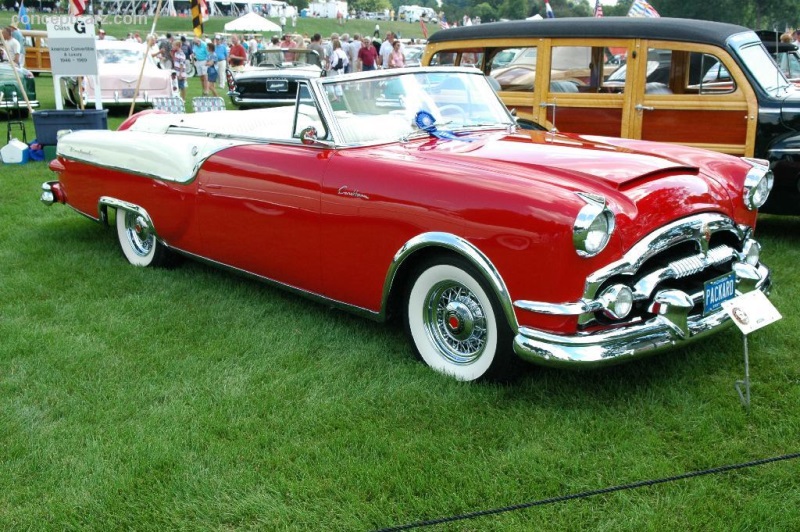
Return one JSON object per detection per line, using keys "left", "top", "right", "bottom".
{"left": 513, "top": 263, "right": 770, "bottom": 368}
{"left": 381, "top": 232, "right": 519, "bottom": 331}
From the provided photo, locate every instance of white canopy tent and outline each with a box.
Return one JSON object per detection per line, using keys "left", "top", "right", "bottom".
{"left": 224, "top": 12, "right": 282, "bottom": 32}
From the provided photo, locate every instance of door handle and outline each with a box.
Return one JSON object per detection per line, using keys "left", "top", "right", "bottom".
{"left": 635, "top": 104, "right": 655, "bottom": 112}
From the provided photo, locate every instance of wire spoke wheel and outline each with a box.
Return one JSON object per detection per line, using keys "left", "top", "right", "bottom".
{"left": 424, "top": 281, "right": 488, "bottom": 365}
{"left": 405, "top": 257, "right": 517, "bottom": 381}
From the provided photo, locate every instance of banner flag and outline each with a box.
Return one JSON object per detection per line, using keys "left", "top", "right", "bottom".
{"left": 191, "top": 0, "right": 205, "bottom": 38}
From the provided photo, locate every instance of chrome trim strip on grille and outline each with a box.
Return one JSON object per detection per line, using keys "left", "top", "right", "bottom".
{"left": 632, "top": 244, "right": 735, "bottom": 300}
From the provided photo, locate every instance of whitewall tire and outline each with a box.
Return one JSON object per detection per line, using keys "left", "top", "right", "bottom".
{"left": 405, "top": 257, "right": 517, "bottom": 381}
{"left": 115, "top": 208, "right": 171, "bottom": 267}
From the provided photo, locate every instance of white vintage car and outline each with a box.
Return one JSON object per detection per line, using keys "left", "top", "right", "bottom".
{"left": 63, "top": 40, "right": 179, "bottom": 107}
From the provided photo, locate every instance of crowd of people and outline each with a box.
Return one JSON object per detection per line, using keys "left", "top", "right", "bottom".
{"left": 134, "top": 29, "right": 422, "bottom": 98}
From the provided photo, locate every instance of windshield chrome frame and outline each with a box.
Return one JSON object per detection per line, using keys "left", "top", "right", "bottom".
{"left": 309, "top": 66, "right": 517, "bottom": 147}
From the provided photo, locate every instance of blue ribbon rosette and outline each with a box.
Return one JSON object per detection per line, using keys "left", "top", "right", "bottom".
{"left": 414, "top": 110, "right": 472, "bottom": 142}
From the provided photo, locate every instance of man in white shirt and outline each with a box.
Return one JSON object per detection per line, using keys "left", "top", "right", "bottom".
{"left": 379, "top": 32, "right": 393, "bottom": 69}
{"left": 348, "top": 33, "right": 362, "bottom": 72}
{"left": 2, "top": 26, "right": 22, "bottom": 67}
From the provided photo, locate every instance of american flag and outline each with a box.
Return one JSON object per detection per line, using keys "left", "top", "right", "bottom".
{"left": 440, "top": 15, "right": 450, "bottom": 30}
{"left": 594, "top": 0, "right": 603, "bottom": 17}
{"left": 628, "top": 0, "right": 660, "bottom": 18}
{"left": 70, "top": 0, "right": 86, "bottom": 16}
{"left": 545, "top": 0, "right": 555, "bottom": 18}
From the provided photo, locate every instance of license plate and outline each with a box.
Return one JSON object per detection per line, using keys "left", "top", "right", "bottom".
{"left": 266, "top": 80, "right": 289, "bottom": 93}
{"left": 121, "top": 88, "right": 135, "bottom": 98}
{"left": 703, "top": 271, "right": 736, "bottom": 315}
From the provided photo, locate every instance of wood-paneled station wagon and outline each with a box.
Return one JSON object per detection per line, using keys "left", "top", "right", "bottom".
{"left": 42, "top": 67, "right": 772, "bottom": 381}
{"left": 423, "top": 17, "right": 800, "bottom": 214}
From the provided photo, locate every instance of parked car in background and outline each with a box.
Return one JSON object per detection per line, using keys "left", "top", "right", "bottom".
{"left": 43, "top": 67, "right": 772, "bottom": 381}
{"left": 62, "top": 39, "right": 178, "bottom": 108}
{"left": 21, "top": 29, "right": 50, "bottom": 75}
{"left": 227, "top": 48, "right": 323, "bottom": 109}
{"left": 403, "top": 45, "right": 424, "bottom": 67}
{"left": 757, "top": 30, "right": 800, "bottom": 83}
{"left": 423, "top": 17, "right": 800, "bottom": 215}
{"left": 0, "top": 63, "right": 38, "bottom": 113}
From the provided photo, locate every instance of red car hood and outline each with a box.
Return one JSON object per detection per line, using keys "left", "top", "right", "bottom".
{"left": 403, "top": 130, "right": 699, "bottom": 190}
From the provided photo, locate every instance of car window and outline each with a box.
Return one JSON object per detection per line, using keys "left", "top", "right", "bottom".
{"left": 773, "top": 50, "right": 800, "bottom": 82}
{"left": 429, "top": 51, "right": 456, "bottom": 66}
{"left": 738, "top": 42, "right": 791, "bottom": 93}
{"left": 428, "top": 49, "right": 483, "bottom": 69}
{"left": 98, "top": 48, "right": 143, "bottom": 65}
{"left": 488, "top": 47, "right": 537, "bottom": 92}
{"left": 293, "top": 84, "right": 327, "bottom": 140}
{"left": 610, "top": 48, "right": 736, "bottom": 95}
{"left": 549, "top": 45, "right": 621, "bottom": 94}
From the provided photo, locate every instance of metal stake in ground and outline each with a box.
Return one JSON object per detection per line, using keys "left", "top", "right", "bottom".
{"left": 722, "top": 290, "right": 782, "bottom": 411}
{"left": 735, "top": 334, "right": 751, "bottom": 410}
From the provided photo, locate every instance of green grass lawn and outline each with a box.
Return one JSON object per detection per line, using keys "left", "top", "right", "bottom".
{"left": 1, "top": 19, "right": 800, "bottom": 529}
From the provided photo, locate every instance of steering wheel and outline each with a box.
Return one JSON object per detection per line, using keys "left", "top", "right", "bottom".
{"left": 437, "top": 104, "right": 468, "bottom": 124}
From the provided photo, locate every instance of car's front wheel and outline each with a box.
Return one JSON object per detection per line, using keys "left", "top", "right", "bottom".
{"left": 405, "top": 256, "right": 517, "bottom": 381}
{"left": 115, "top": 208, "right": 172, "bottom": 267}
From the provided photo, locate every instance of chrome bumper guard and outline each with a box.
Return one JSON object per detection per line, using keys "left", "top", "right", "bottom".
{"left": 40, "top": 181, "right": 56, "bottom": 206}
{"left": 513, "top": 263, "right": 771, "bottom": 368}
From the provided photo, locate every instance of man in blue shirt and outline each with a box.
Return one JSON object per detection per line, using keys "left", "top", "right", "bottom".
{"left": 192, "top": 36, "right": 210, "bottom": 95}
{"left": 214, "top": 35, "right": 229, "bottom": 89}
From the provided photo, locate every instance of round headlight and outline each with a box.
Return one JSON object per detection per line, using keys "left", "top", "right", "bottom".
{"left": 742, "top": 159, "right": 774, "bottom": 210}
{"left": 599, "top": 284, "right": 634, "bottom": 320}
{"left": 573, "top": 193, "right": 616, "bottom": 257}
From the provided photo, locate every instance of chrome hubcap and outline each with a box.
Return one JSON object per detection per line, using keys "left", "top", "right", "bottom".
{"left": 424, "top": 281, "right": 487, "bottom": 365}
{"left": 125, "top": 212, "right": 154, "bottom": 257}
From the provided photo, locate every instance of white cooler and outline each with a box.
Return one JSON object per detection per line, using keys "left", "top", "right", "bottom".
{"left": 1, "top": 139, "right": 29, "bottom": 164}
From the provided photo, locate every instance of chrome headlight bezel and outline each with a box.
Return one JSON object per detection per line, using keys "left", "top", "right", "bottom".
{"left": 573, "top": 193, "right": 616, "bottom": 257}
{"left": 742, "top": 158, "right": 774, "bottom": 210}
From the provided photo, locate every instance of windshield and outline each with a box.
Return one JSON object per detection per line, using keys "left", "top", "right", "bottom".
{"left": 98, "top": 47, "right": 144, "bottom": 65}
{"left": 251, "top": 49, "right": 321, "bottom": 68}
{"left": 738, "top": 42, "right": 793, "bottom": 93}
{"left": 319, "top": 70, "right": 515, "bottom": 145}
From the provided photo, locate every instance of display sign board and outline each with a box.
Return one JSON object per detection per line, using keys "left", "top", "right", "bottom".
{"left": 722, "top": 291, "right": 782, "bottom": 335}
{"left": 46, "top": 17, "right": 98, "bottom": 76}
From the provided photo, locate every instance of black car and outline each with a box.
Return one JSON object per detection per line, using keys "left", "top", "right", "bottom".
{"left": 227, "top": 49, "right": 323, "bottom": 109}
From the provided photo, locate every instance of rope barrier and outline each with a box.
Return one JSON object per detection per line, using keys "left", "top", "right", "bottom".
{"left": 374, "top": 452, "right": 800, "bottom": 531}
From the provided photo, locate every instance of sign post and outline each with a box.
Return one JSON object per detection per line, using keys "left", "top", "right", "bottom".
{"left": 721, "top": 291, "right": 782, "bottom": 410}
{"left": 46, "top": 17, "right": 99, "bottom": 110}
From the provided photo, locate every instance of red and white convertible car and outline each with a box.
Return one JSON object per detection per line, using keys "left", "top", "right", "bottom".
{"left": 42, "top": 67, "right": 773, "bottom": 381}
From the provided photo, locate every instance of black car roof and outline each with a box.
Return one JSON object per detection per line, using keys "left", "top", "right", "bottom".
{"left": 426, "top": 17, "right": 753, "bottom": 48}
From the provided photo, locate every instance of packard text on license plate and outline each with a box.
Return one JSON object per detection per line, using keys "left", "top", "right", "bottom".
{"left": 704, "top": 271, "right": 736, "bottom": 315}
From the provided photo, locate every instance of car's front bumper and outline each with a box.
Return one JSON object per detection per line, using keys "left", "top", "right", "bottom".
{"left": 513, "top": 263, "right": 771, "bottom": 368}
{"left": 0, "top": 99, "right": 39, "bottom": 109}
